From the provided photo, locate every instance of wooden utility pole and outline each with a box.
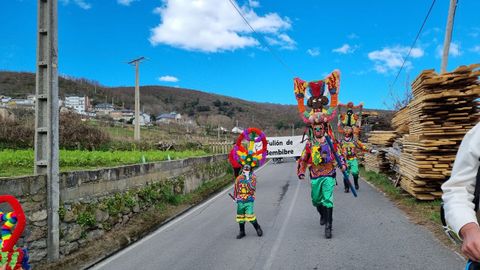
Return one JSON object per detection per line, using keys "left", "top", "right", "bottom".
{"left": 128, "top": 57, "right": 146, "bottom": 140}
{"left": 441, "top": 0, "right": 458, "bottom": 73}
{"left": 36, "top": 0, "right": 59, "bottom": 261}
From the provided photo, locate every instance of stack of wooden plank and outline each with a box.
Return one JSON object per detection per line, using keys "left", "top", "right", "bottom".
{"left": 392, "top": 106, "right": 410, "bottom": 135}
{"left": 366, "top": 131, "right": 398, "bottom": 147}
{"left": 363, "top": 131, "right": 398, "bottom": 173}
{"left": 363, "top": 143, "right": 384, "bottom": 173}
{"left": 399, "top": 64, "right": 480, "bottom": 200}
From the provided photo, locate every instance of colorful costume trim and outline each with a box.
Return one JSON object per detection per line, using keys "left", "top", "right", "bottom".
{"left": 234, "top": 173, "right": 256, "bottom": 202}
{"left": 294, "top": 70, "right": 340, "bottom": 126}
{"left": 0, "top": 195, "right": 30, "bottom": 270}
{"left": 228, "top": 148, "right": 242, "bottom": 169}
{"left": 337, "top": 102, "right": 363, "bottom": 137}
{"left": 232, "top": 127, "right": 267, "bottom": 169}
{"left": 338, "top": 137, "right": 367, "bottom": 161}
{"left": 234, "top": 170, "right": 257, "bottom": 223}
{"left": 236, "top": 202, "right": 256, "bottom": 223}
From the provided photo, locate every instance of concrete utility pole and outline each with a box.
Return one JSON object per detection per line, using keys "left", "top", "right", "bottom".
{"left": 291, "top": 123, "right": 294, "bottom": 136}
{"left": 441, "top": 0, "right": 458, "bottom": 73}
{"left": 128, "top": 57, "right": 146, "bottom": 141}
{"left": 35, "top": 0, "right": 59, "bottom": 261}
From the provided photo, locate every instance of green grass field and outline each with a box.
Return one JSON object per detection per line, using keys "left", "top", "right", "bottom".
{"left": 0, "top": 149, "right": 207, "bottom": 177}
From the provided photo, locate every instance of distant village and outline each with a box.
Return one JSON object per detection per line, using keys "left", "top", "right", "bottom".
{"left": 0, "top": 94, "right": 245, "bottom": 133}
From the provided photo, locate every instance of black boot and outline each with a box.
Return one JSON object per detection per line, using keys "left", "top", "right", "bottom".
{"left": 325, "top": 207, "right": 333, "bottom": 239}
{"left": 354, "top": 175, "right": 359, "bottom": 190}
{"left": 316, "top": 205, "right": 326, "bottom": 225}
{"left": 343, "top": 179, "right": 350, "bottom": 193}
{"left": 236, "top": 223, "right": 246, "bottom": 239}
{"left": 252, "top": 220, "right": 263, "bottom": 237}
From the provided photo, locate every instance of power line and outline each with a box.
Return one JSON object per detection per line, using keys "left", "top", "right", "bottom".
{"left": 226, "top": 0, "right": 296, "bottom": 76}
{"left": 389, "top": 0, "right": 436, "bottom": 91}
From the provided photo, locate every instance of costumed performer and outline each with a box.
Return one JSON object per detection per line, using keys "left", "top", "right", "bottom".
{"left": 294, "top": 71, "right": 347, "bottom": 239}
{"left": 231, "top": 128, "right": 267, "bottom": 239}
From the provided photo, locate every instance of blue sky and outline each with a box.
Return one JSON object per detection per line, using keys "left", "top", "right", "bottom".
{"left": 1, "top": 0, "right": 479, "bottom": 109}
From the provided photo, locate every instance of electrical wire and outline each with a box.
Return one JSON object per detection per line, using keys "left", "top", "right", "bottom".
{"left": 389, "top": 0, "right": 437, "bottom": 91}
{"left": 227, "top": 0, "right": 297, "bottom": 77}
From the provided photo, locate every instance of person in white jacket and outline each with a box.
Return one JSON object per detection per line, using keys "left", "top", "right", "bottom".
{"left": 442, "top": 122, "right": 480, "bottom": 262}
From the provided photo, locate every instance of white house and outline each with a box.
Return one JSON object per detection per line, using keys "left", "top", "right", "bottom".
{"left": 132, "top": 113, "right": 151, "bottom": 126}
{"left": 95, "top": 103, "right": 114, "bottom": 115}
{"left": 65, "top": 96, "right": 90, "bottom": 114}
{"left": 156, "top": 112, "right": 182, "bottom": 124}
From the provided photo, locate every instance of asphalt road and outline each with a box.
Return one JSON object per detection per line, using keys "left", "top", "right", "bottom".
{"left": 91, "top": 159, "right": 465, "bottom": 270}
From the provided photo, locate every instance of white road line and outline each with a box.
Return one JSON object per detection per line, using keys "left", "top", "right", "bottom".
{"left": 263, "top": 178, "right": 301, "bottom": 270}
{"left": 91, "top": 161, "right": 269, "bottom": 269}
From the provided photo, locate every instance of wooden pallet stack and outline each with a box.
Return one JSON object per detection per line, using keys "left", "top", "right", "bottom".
{"left": 363, "top": 131, "right": 398, "bottom": 173}
{"left": 399, "top": 64, "right": 480, "bottom": 200}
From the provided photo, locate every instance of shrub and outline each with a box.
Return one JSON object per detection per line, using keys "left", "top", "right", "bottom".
{"left": 59, "top": 112, "right": 111, "bottom": 150}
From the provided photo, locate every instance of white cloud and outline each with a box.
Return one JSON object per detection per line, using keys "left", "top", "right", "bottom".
{"left": 307, "top": 48, "right": 320, "bottom": 57}
{"left": 347, "top": 33, "right": 359, "bottom": 39}
{"left": 149, "top": 0, "right": 292, "bottom": 52}
{"left": 332, "top": 44, "right": 356, "bottom": 54}
{"left": 249, "top": 0, "right": 260, "bottom": 8}
{"left": 159, "top": 75, "right": 179, "bottom": 82}
{"left": 60, "top": 0, "right": 91, "bottom": 9}
{"left": 436, "top": 42, "right": 462, "bottom": 58}
{"left": 265, "top": 33, "right": 296, "bottom": 50}
{"left": 469, "top": 28, "right": 480, "bottom": 38}
{"left": 471, "top": 45, "right": 480, "bottom": 54}
{"left": 368, "top": 46, "right": 424, "bottom": 74}
{"left": 117, "top": 0, "right": 137, "bottom": 6}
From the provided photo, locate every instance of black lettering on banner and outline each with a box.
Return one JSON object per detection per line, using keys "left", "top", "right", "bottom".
{"left": 268, "top": 140, "right": 284, "bottom": 146}
{"left": 267, "top": 149, "right": 295, "bottom": 156}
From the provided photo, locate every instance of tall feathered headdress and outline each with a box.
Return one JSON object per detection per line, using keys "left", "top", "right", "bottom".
{"left": 293, "top": 70, "right": 341, "bottom": 125}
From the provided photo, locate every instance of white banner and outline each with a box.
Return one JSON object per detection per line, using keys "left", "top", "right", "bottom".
{"left": 266, "top": 136, "right": 306, "bottom": 158}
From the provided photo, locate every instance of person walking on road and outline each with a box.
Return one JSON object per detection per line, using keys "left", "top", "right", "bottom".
{"left": 234, "top": 164, "right": 263, "bottom": 239}
{"left": 338, "top": 126, "right": 369, "bottom": 193}
{"left": 442, "top": 122, "right": 480, "bottom": 268}
{"left": 293, "top": 71, "right": 347, "bottom": 239}
{"left": 230, "top": 127, "right": 268, "bottom": 239}
{"left": 297, "top": 122, "right": 346, "bottom": 239}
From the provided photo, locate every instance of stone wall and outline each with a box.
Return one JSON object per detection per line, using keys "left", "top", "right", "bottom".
{"left": 0, "top": 154, "right": 228, "bottom": 264}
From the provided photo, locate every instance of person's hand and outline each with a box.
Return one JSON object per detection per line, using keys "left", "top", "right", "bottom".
{"left": 460, "top": 223, "right": 480, "bottom": 261}
{"left": 342, "top": 165, "right": 347, "bottom": 172}
{"left": 298, "top": 174, "right": 305, "bottom": 180}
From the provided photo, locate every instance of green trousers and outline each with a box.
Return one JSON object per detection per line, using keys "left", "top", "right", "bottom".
{"left": 236, "top": 201, "right": 256, "bottom": 223}
{"left": 346, "top": 159, "right": 359, "bottom": 177}
{"left": 310, "top": 176, "right": 335, "bottom": 208}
